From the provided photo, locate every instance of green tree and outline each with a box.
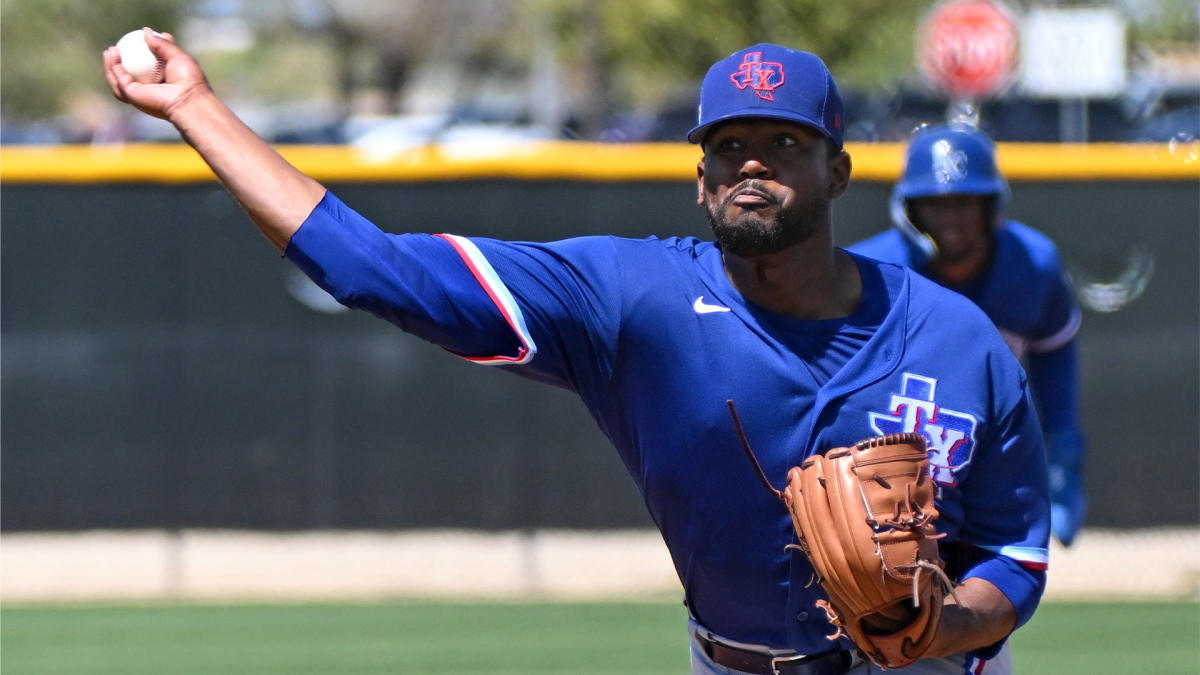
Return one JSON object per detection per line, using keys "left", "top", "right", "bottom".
{"left": 2, "top": 0, "right": 1195, "bottom": 141}
{"left": 1, "top": 0, "right": 187, "bottom": 122}
{"left": 529, "top": 0, "right": 927, "bottom": 137}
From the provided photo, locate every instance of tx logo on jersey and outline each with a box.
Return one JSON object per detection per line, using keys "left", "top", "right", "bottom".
{"left": 730, "top": 52, "right": 785, "bottom": 101}
{"left": 868, "top": 373, "right": 977, "bottom": 486}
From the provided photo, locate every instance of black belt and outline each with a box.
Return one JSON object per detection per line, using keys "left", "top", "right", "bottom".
{"left": 694, "top": 631, "right": 854, "bottom": 675}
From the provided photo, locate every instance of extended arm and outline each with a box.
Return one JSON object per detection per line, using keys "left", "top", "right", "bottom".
{"left": 102, "top": 28, "right": 324, "bottom": 250}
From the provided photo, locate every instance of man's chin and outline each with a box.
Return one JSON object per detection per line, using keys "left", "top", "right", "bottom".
{"left": 713, "top": 229, "right": 790, "bottom": 257}
{"left": 706, "top": 205, "right": 810, "bottom": 256}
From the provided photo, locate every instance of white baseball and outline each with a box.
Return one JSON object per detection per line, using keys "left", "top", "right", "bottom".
{"left": 115, "top": 29, "right": 164, "bottom": 83}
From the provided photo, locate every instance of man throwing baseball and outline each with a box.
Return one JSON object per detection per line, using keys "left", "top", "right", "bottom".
{"left": 850, "top": 124, "right": 1087, "bottom": 547}
{"left": 105, "top": 32, "right": 1049, "bottom": 674}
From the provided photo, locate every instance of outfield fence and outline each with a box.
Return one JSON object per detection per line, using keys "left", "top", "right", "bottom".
{"left": 2, "top": 140, "right": 1197, "bottom": 594}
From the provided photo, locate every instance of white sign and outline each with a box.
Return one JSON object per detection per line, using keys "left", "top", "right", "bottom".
{"left": 1020, "top": 7, "right": 1127, "bottom": 98}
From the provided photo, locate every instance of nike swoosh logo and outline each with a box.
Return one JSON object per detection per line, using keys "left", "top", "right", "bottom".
{"left": 693, "top": 296, "right": 732, "bottom": 314}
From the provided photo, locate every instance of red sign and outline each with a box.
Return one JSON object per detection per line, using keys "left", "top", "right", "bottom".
{"left": 919, "top": 0, "right": 1019, "bottom": 99}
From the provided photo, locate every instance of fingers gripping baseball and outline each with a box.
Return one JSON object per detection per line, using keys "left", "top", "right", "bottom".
{"left": 103, "top": 28, "right": 210, "bottom": 120}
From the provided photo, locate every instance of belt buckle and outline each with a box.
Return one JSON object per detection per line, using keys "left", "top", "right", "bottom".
{"left": 769, "top": 653, "right": 806, "bottom": 675}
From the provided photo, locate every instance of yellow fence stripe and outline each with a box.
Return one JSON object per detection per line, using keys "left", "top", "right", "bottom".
{"left": 1, "top": 141, "right": 1196, "bottom": 184}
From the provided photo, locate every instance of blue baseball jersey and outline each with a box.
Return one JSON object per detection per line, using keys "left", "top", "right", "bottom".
{"left": 849, "top": 222, "right": 1080, "bottom": 359}
{"left": 287, "top": 192, "right": 1050, "bottom": 656}
{"left": 850, "top": 223, "right": 1082, "bottom": 435}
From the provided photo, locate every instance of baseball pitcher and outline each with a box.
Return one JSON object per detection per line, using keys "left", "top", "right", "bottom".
{"left": 104, "top": 34, "right": 1049, "bottom": 674}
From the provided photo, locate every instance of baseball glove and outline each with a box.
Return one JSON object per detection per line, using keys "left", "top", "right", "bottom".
{"left": 783, "top": 434, "right": 956, "bottom": 669}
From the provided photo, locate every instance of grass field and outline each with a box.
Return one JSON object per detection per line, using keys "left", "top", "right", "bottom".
{"left": 2, "top": 600, "right": 1197, "bottom": 674}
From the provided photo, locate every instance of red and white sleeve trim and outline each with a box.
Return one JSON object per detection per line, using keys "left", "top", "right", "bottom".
{"left": 1027, "top": 306, "right": 1081, "bottom": 353}
{"left": 979, "top": 544, "right": 1049, "bottom": 572}
{"left": 435, "top": 234, "right": 537, "bottom": 366}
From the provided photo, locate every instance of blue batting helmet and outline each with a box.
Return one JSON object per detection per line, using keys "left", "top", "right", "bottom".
{"left": 890, "top": 123, "right": 1010, "bottom": 259}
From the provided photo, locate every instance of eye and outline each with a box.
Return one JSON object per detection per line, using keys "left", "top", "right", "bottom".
{"left": 773, "top": 134, "right": 798, "bottom": 147}
{"left": 714, "top": 136, "right": 744, "bottom": 152}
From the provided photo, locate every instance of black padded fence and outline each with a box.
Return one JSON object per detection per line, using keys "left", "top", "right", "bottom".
{"left": 2, "top": 177, "right": 1196, "bottom": 530}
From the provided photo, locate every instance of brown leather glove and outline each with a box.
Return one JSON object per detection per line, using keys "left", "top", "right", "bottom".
{"left": 783, "top": 434, "right": 955, "bottom": 669}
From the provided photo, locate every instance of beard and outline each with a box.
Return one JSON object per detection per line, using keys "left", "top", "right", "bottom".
{"left": 706, "top": 184, "right": 829, "bottom": 257}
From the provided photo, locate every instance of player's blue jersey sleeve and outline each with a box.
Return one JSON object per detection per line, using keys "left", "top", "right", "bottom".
{"left": 462, "top": 236, "right": 625, "bottom": 392}
{"left": 1027, "top": 341, "right": 1082, "bottom": 433}
{"left": 952, "top": 372, "right": 1049, "bottom": 631}
{"left": 285, "top": 191, "right": 530, "bottom": 363}
{"left": 284, "top": 190, "right": 630, "bottom": 394}
{"left": 990, "top": 222, "right": 1081, "bottom": 353}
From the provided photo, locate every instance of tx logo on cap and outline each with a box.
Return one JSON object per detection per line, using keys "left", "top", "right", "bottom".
{"left": 730, "top": 52, "right": 785, "bottom": 101}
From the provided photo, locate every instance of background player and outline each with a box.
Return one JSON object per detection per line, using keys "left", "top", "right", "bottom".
{"left": 104, "top": 33, "right": 1050, "bottom": 673}
{"left": 850, "top": 124, "right": 1087, "bottom": 546}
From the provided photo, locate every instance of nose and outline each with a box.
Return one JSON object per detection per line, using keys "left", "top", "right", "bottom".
{"left": 740, "top": 156, "right": 773, "bottom": 179}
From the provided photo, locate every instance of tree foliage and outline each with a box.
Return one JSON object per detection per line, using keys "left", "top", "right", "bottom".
{"left": 1, "top": 0, "right": 186, "bottom": 121}
{"left": 1, "top": 0, "right": 1194, "bottom": 139}
{"left": 519, "top": 0, "right": 928, "bottom": 137}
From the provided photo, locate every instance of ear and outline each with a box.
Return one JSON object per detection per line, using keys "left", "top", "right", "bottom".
{"left": 696, "top": 160, "right": 706, "bottom": 205}
{"left": 827, "top": 150, "right": 851, "bottom": 200}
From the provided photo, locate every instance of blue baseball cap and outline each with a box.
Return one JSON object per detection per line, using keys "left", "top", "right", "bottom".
{"left": 687, "top": 43, "right": 844, "bottom": 150}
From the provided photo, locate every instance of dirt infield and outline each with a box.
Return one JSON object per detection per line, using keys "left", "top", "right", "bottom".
{"left": 2, "top": 527, "right": 1196, "bottom": 603}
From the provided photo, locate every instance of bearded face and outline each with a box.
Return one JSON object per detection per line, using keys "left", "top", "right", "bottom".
{"left": 704, "top": 178, "right": 830, "bottom": 257}
{"left": 696, "top": 120, "right": 844, "bottom": 258}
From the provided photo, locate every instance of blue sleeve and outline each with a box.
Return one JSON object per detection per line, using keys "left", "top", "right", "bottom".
{"left": 1015, "top": 225, "right": 1080, "bottom": 350}
{"left": 282, "top": 190, "right": 626, "bottom": 394}
{"left": 960, "top": 552, "right": 1046, "bottom": 630}
{"left": 283, "top": 190, "right": 524, "bottom": 361}
{"left": 1027, "top": 339, "right": 1083, "bottom": 436}
{"left": 953, "top": 377, "right": 1050, "bottom": 631}
{"left": 469, "top": 237, "right": 624, "bottom": 391}
{"left": 945, "top": 376, "right": 1051, "bottom": 660}
{"left": 1028, "top": 341, "right": 1088, "bottom": 546}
